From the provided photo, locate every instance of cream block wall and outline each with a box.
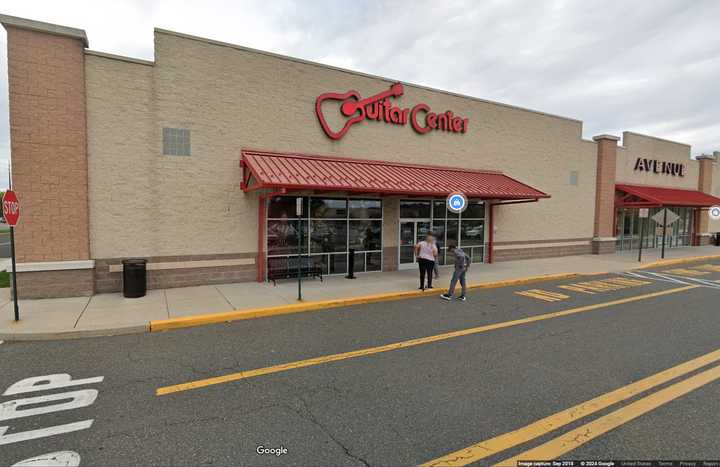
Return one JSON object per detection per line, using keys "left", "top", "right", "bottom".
{"left": 85, "top": 54, "right": 158, "bottom": 259}
{"left": 616, "top": 132, "right": 698, "bottom": 190}
{"left": 86, "top": 29, "right": 599, "bottom": 258}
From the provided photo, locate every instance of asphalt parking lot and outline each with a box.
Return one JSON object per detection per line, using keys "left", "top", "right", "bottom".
{"left": 1, "top": 259, "right": 719, "bottom": 466}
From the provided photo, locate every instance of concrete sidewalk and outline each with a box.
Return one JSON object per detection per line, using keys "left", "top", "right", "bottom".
{"left": 1, "top": 245, "right": 719, "bottom": 340}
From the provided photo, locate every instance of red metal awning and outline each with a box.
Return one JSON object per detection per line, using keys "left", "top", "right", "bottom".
{"left": 616, "top": 183, "right": 720, "bottom": 208}
{"left": 241, "top": 150, "right": 550, "bottom": 200}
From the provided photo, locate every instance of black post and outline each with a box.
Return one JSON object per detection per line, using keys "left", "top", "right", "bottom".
{"left": 346, "top": 248, "right": 356, "bottom": 279}
{"left": 297, "top": 217, "right": 302, "bottom": 301}
{"left": 10, "top": 225, "right": 19, "bottom": 321}
{"left": 661, "top": 208, "right": 668, "bottom": 259}
{"left": 638, "top": 215, "right": 645, "bottom": 263}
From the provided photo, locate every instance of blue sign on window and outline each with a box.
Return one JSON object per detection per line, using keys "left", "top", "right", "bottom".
{"left": 447, "top": 192, "right": 468, "bottom": 213}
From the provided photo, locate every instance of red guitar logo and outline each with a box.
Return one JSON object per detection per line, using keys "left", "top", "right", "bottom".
{"left": 315, "top": 83, "right": 404, "bottom": 140}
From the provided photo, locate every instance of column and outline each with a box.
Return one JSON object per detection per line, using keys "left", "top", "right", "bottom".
{"left": 1, "top": 15, "right": 94, "bottom": 297}
{"left": 591, "top": 134, "right": 620, "bottom": 254}
{"left": 695, "top": 154, "right": 717, "bottom": 246}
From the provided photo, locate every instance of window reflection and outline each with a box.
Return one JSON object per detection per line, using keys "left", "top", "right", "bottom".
{"left": 268, "top": 196, "right": 383, "bottom": 275}
{"left": 310, "top": 220, "right": 347, "bottom": 253}
{"left": 349, "top": 199, "right": 382, "bottom": 219}
{"left": 349, "top": 220, "right": 382, "bottom": 251}
{"left": 311, "top": 198, "right": 347, "bottom": 218}
{"left": 400, "top": 200, "right": 431, "bottom": 218}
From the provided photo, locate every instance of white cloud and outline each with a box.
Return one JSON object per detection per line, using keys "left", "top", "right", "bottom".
{"left": 1, "top": 0, "right": 719, "bottom": 190}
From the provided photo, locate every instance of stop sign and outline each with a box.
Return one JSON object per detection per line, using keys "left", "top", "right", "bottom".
{"left": 3, "top": 190, "right": 20, "bottom": 226}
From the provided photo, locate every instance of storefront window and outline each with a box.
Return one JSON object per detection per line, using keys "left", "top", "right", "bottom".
{"left": 433, "top": 201, "right": 447, "bottom": 219}
{"left": 400, "top": 200, "right": 431, "bottom": 218}
{"left": 267, "top": 196, "right": 382, "bottom": 277}
{"left": 349, "top": 199, "right": 381, "bottom": 219}
{"left": 461, "top": 219, "right": 484, "bottom": 246}
{"left": 399, "top": 198, "right": 485, "bottom": 267}
{"left": 615, "top": 206, "right": 694, "bottom": 251}
{"left": 464, "top": 200, "right": 485, "bottom": 219}
{"left": 349, "top": 220, "right": 382, "bottom": 251}
{"left": 432, "top": 220, "right": 447, "bottom": 265}
{"left": 311, "top": 198, "right": 347, "bottom": 218}
{"left": 310, "top": 220, "right": 347, "bottom": 253}
{"left": 267, "top": 219, "right": 308, "bottom": 255}
{"left": 446, "top": 219, "right": 459, "bottom": 247}
{"left": 269, "top": 196, "right": 308, "bottom": 218}
{"left": 366, "top": 252, "right": 382, "bottom": 271}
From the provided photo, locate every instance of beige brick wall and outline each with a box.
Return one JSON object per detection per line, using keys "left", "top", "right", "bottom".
{"left": 85, "top": 54, "right": 158, "bottom": 258}
{"left": 616, "top": 132, "right": 698, "bottom": 189}
{"left": 5, "top": 27, "right": 90, "bottom": 262}
{"left": 84, "top": 30, "right": 598, "bottom": 260}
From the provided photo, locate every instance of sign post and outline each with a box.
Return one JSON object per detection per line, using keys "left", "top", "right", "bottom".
{"left": 296, "top": 197, "right": 303, "bottom": 301}
{"left": 2, "top": 190, "right": 20, "bottom": 321}
{"left": 651, "top": 208, "right": 679, "bottom": 260}
{"left": 661, "top": 208, "right": 668, "bottom": 259}
{"left": 638, "top": 208, "right": 649, "bottom": 262}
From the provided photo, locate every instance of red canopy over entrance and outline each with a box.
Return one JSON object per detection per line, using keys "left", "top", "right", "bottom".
{"left": 616, "top": 183, "right": 720, "bottom": 208}
{"left": 241, "top": 150, "right": 549, "bottom": 200}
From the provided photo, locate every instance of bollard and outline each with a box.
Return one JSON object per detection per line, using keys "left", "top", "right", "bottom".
{"left": 346, "top": 249, "right": 356, "bottom": 279}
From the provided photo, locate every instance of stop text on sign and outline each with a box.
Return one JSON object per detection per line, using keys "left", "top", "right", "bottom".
{"left": 2, "top": 190, "right": 20, "bottom": 226}
{"left": 315, "top": 82, "right": 469, "bottom": 140}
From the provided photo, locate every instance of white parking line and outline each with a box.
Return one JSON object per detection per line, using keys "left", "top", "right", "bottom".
{"left": 621, "top": 271, "right": 720, "bottom": 289}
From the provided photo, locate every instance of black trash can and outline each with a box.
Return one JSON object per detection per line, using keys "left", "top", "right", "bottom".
{"left": 715, "top": 233, "right": 720, "bottom": 247}
{"left": 122, "top": 259, "right": 147, "bottom": 298}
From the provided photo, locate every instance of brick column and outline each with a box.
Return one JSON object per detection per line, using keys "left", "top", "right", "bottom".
{"left": 695, "top": 154, "right": 717, "bottom": 246}
{"left": 591, "top": 134, "right": 620, "bottom": 254}
{"left": 1, "top": 15, "right": 94, "bottom": 297}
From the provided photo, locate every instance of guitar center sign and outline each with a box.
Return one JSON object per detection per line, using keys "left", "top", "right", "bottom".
{"left": 633, "top": 157, "right": 686, "bottom": 177}
{"left": 315, "top": 82, "right": 469, "bottom": 140}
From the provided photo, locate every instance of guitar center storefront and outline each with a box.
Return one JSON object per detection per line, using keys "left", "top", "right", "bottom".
{"left": 3, "top": 15, "right": 720, "bottom": 298}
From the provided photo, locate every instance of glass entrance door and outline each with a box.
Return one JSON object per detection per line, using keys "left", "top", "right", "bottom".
{"left": 399, "top": 220, "right": 431, "bottom": 269}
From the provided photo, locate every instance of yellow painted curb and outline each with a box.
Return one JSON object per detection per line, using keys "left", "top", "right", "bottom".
{"left": 149, "top": 272, "right": 581, "bottom": 332}
{"left": 634, "top": 254, "right": 720, "bottom": 270}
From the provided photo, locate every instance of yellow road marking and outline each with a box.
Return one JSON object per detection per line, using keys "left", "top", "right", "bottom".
{"left": 558, "top": 277, "right": 650, "bottom": 295}
{"left": 157, "top": 285, "right": 697, "bottom": 396}
{"left": 515, "top": 289, "right": 569, "bottom": 302}
{"left": 496, "top": 363, "right": 720, "bottom": 466}
{"left": 693, "top": 264, "right": 720, "bottom": 272}
{"left": 420, "top": 347, "right": 720, "bottom": 466}
{"left": 663, "top": 268, "right": 710, "bottom": 277}
{"left": 557, "top": 284, "right": 596, "bottom": 294}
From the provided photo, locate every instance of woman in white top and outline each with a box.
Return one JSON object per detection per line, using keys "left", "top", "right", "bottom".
{"left": 415, "top": 232, "right": 438, "bottom": 290}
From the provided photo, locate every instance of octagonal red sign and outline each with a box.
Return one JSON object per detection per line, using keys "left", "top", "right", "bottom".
{"left": 3, "top": 190, "right": 20, "bottom": 226}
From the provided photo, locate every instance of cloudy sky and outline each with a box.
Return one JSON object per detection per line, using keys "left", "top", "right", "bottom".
{"left": 1, "top": 0, "right": 719, "bottom": 189}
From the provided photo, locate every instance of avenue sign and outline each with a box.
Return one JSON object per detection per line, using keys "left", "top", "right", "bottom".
{"left": 633, "top": 157, "right": 686, "bottom": 177}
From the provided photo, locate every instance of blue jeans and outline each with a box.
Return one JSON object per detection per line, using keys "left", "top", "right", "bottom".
{"left": 448, "top": 269, "right": 467, "bottom": 297}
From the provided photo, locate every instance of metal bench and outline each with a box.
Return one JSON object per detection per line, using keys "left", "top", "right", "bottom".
{"left": 267, "top": 256, "right": 323, "bottom": 285}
